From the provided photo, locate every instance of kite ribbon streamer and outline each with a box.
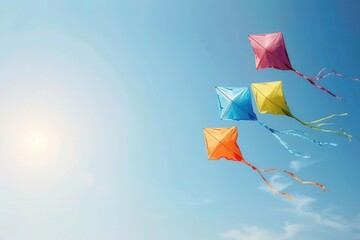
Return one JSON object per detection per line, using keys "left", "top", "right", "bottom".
{"left": 288, "top": 112, "right": 352, "bottom": 141}
{"left": 215, "top": 87, "right": 337, "bottom": 158}
{"left": 261, "top": 168, "right": 328, "bottom": 192}
{"left": 292, "top": 69, "right": 346, "bottom": 102}
{"left": 255, "top": 119, "right": 307, "bottom": 158}
{"left": 251, "top": 82, "right": 351, "bottom": 140}
{"left": 255, "top": 120, "right": 336, "bottom": 151}
{"left": 238, "top": 157, "right": 328, "bottom": 200}
{"left": 312, "top": 68, "right": 359, "bottom": 82}
{"left": 203, "top": 128, "right": 328, "bottom": 200}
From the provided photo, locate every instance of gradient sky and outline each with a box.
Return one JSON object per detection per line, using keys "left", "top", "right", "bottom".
{"left": 0, "top": 1, "right": 359, "bottom": 239}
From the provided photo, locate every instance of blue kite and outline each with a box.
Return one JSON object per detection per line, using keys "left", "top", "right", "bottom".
{"left": 215, "top": 86, "right": 336, "bottom": 158}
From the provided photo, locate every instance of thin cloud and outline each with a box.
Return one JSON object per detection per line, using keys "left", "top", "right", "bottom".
{"left": 220, "top": 222, "right": 302, "bottom": 240}
{"left": 185, "top": 197, "right": 214, "bottom": 206}
{"left": 259, "top": 182, "right": 360, "bottom": 239}
{"left": 259, "top": 174, "right": 293, "bottom": 195}
{"left": 287, "top": 195, "right": 349, "bottom": 232}
{"left": 289, "top": 160, "right": 315, "bottom": 172}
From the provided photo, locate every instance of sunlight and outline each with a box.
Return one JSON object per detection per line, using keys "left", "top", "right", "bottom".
{"left": 0, "top": 102, "right": 68, "bottom": 168}
{"left": 24, "top": 129, "right": 50, "bottom": 158}
{"left": 11, "top": 122, "right": 57, "bottom": 166}
{"left": 0, "top": 102, "right": 79, "bottom": 192}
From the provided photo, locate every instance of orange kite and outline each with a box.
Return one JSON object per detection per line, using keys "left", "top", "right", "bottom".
{"left": 203, "top": 126, "right": 328, "bottom": 200}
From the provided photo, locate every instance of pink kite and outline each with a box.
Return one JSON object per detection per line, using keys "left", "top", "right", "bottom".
{"left": 248, "top": 32, "right": 359, "bottom": 102}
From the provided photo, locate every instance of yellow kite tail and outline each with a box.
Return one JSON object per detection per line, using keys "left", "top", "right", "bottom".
{"left": 308, "top": 113, "right": 349, "bottom": 124}
{"left": 289, "top": 113, "right": 352, "bottom": 141}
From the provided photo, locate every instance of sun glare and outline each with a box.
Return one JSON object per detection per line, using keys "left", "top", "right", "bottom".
{"left": 25, "top": 130, "right": 49, "bottom": 156}
{"left": 0, "top": 106, "right": 63, "bottom": 168}
{"left": 0, "top": 104, "right": 78, "bottom": 191}
{"left": 12, "top": 125, "right": 54, "bottom": 165}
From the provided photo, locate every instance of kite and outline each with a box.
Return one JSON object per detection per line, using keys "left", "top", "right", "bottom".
{"left": 216, "top": 86, "right": 336, "bottom": 158}
{"left": 248, "top": 32, "right": 359, "bottom": 102}
{"left": 203, "top": 126, "right": 328, "bottom": 200}
{"left": 251, "top": 81, "right": 352, "bottom": 140}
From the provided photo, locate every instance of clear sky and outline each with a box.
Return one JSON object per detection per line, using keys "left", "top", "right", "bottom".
{"left": 0, "top": 1, "right": 359, "bottom": 239}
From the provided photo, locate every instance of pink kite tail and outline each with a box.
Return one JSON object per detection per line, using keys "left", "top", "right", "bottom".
{"left": 292, "top": 69, "right": 346, "bottom": 102}
{"left": 312, "top": 68, "right": 360, "bottom": 81}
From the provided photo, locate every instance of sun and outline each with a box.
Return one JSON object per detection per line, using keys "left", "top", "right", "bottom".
{"left": 33, "top": 137, "right": 40, "bottom": 145}
{"left": 25, "top": 130, "right": 49, "bottom": 155}
{"left": 7, "top": 120, "right": 59, "bottom": 166}
{"left": 0, "top": 103, "right": 80, "bottom": 192}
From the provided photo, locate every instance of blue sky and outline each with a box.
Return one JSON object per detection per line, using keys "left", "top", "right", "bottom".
{"left": 0, "top": 1, "right": 359, "bottom": 239}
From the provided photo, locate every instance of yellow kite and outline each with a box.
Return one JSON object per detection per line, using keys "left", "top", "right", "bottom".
{"left": 251, "top": 81, "right": 351, "bottom": 141}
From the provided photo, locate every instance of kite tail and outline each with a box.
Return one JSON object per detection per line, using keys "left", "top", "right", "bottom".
{"left": 260, "top": 168, "right": 328, "bottom": 192}
{"left": 255, "top": 120, "right": 309, "bottom": 158}
{"left": 239, "top": 158, "right": 292, "bottom": 200}
{"left": 308, "top": 113, "right": 352, "bottom": 141}
{"left": 310, "top": 122, "right": 352, "bottom": 142}
{"left": 290, "top": 113, "right": 352, "bottom": 141}
{"left": 292, "top": 69, "right": 346, "bottom": 102}
{"left": 279, "top": 130, "right": 337, "bottom": 147}
{"left": 312, "top": 68, "right": 359, "bottom": 82}
{"left": 240, "top": 158, "right": 328, "bottom": 200}
{"left": 256, "top": 169, "right": 293, "bottom": 200}
{"left": 308, "top": 113, "right": 349, "bottom": 124}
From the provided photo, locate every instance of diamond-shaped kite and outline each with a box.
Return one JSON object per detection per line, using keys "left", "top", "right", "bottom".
{"left": 248, "top": 32, "right": 359, "bottom": 102}
{"left": 215, "top": 86, "right": 336, "bottom": 158}
{"left": 248, "top": 32, "right": 292, "bottom": 71}
{"left": 203, "top": 126, "right": 328, "bottom": 200}
{"left": 216, "top": 86, "right": 257, "bottom": 121}
{"left": 251, "top": 81, "right": 351, "bottom": 140}
{"left": 203, "top": 126, "right": 243, "bottom": 161}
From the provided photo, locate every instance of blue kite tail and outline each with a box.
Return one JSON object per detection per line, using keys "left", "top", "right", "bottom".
{"left": 278, "top": 130, "right": 337, "bottom": 147}
{"left": 255, "top": 120, "right": 309, "bottom": 158}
